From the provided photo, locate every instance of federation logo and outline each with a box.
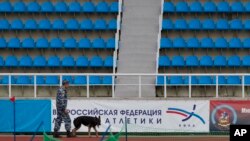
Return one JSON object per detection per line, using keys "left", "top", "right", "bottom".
{"left": 166, "top": 104, "right": 206, "bottom": 125}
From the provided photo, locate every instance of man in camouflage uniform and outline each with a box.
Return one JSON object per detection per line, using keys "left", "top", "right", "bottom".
{"left": 53, "top": 80, "right": 73, "bottom": 138}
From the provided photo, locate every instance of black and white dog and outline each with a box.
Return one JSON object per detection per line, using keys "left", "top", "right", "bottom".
{"left": 72, "top": 116, "right": 101, "bottom": 137}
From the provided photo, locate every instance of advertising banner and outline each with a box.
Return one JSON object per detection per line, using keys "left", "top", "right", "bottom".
{"left": 210, "top": 100, "right": 250, "bottom": 131}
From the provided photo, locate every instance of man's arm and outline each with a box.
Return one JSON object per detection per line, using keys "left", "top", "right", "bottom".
{"left": 57, "top": 89, "right": 66, "bottom": 111}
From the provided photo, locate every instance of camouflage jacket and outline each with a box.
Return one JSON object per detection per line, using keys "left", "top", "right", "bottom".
{"left": 56, "top": 87, "right": 68, "bottom": 111}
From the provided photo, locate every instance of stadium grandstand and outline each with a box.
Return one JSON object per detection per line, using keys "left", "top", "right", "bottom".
{"left": 1, "top": 0, "right": 249, "bottom": 141}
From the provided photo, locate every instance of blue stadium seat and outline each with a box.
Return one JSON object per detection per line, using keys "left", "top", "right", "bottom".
{"left": 76, "top": 56, "right": 88, "bottom": 67}
{"left": 2, "top": 76, "right": 15, "bottom": 84}
{"left": 176, "top": 1, "right": 189, "bottom": 12}
{"left": 96, "top": 1, "right": 109, "bottom": 13}
{"left": 82, "top": 2, "right": 95, "bottom": 13}
{"left": 38, "top": 19, "right": 51, "bottom": 30}
{"left": 171, "top": 56, "right": 185, "bottom": 67}
{"left": 173, "top": 37, "right": 186, "bottom": 48}
{"left": 175, "top": 19, "right": 188, "bottom": 30}
{"left": 246, "top": 2, "right": 250, "bottom": 12}
{"left": 159, "top": 56, "right": 170, "bottom": 67}
{"left": 41, "top": 1, "right": 54, "bottom": 13}
{"left": 11, "top": 19, "right": 23, "bottom": 30}
{"left": 162, "top": 19, "right": 173, "bottom": 30}
{"left": 0, "top": 1, "right": 12, "bottom": 12}
{"left": 0, "top": 56, "right": 4, "bottom": 67}
{"left": 169, "top": 76, "right": 183, "bottom": 85}
{"left": 27, "top": 2, "right": 40, "bottom": 12}
{"left": 186, "top": 56, "right": 199, "bottom": 67}
{"left": 22, "top": 38, "right": 35, "bottom": 48}
{"left": 62, "top": 76, "right": 73, "bottom": 84}
{"left": 160, "top": 38, "right": 172, "bottom": 49}
{"left": 13, "top": 1, "right": 26, "bottom": 12}
{"left": 55, "top": 2, "right": 68, "bottom": 13}
{"left": 156, "top": 76, "right": 165, "bottom": 86}
{"left": 0, "top": 38, "right": 7, "bottom": 48}
{"left": 244, "top": 20, "right": 250, "bottom": 30}
{"left": 189, "top": 19, "right": 201, "bottom": 30}
{"left": 90, "top": 76, "right": 102, "bottom": 85}
{"left": 164, "top": 2, "right": 175, "bottom": 13}
{"left": 217, "top": 1, "right": 230, "bottom": 12}
{"left": 94, "top": 19, "right": 107, "bottom": 30}
{"left": 214, "top": 56, "right": 227, "bottom": 67}
{"left": 48, "top": 56, "right": 60, "bottom": 67}
{"left": 198, "top": 76, "right": 212, "bottom": 85}
{"left": 187, "top": 37, "right": 200, "bottom": 48}
{"left": 80, "top": 19, "right": 93, "bottom": 30}
{"left": 78, "top": 38, "right": 91, "bottom": 49}
{"left": 34, "top": 76, "right": 45, "bottom": 85}
{"left": 201, "top": 37, "right": 214, "bottom": 48}
{"left": 53, "top": 19, "right": 65, "bottom": 30}
{"left": 104, "top": 56, "right": 113, "bottom": 67}
{"left": 50, "top": 38, "right": 63, "bottom": 49}
{"left": 66, "top": 19, "right": 79, "bottom": 30}
{"left": 231, "top": 1, "right": 244, "bottom": 12}
{"left": 0, "top": 19, "right": 9, "bottom": 30}
{"left": 108, "top": 19, "right": 117, "bottom": 30}
{"left": 229, "top": 38, "right": 242, "bottom": 49}
{"left": 243, "top": 38, "right": 250, "bottom": 48}
{"left": 200, "top": 56, "right": 213, "bottom": 67}
{"left": 202, "top": 19, "right": 215, "bottom": 30}
{"left": 213, "top": 76, "right": 226, "bottom": 85}
{"left": 216, "top": 19, "right": 229, "bottom": 30}
{"left": 242, "top": 56, "right": 250, "bottom": 67}
{"left": 244, "top": 76, "right": 250, "bottom": 85}
{"left": 184, "top": 76, "right": 198, "bottom": 85}
{"left": 227, "top": 76, "right": 241, "bottom": 85}
{"left": 25, "top": 19, "right": 37, "bottom": 30}
{"left": 69, "top": 2, "right": 81, "bottom": 13}
{"left": 110, "top": 2, "right": 119, "bottom": 13}
{"left": 45, "top": 76, "right": 59, "bottom": 85}
{"left": 62, "top": 56, "right": 75, "bottom": 67}
{"left": 16, "top": 76, "right": 31, "bottom": 85}
{"left": 228, "top": 56, "right": 241, "bottom": 67}
{"left": 5, "top": 55, "right": 18, "bottom": 67}
{"left": 36, "top": 38, "right": 49, "bottom": 49}
{"left": 106, "top": 38, "right": 115, "bottom": 49}
{"left": 33, "top": 56, "right": 46, "bottom": 67}
{"left": 64, "top": 38, "right": 77, "bottom": 49}
{"left": 8, "top": 38, "right": 21, "bottom": 49}
{"left": 74, "top": 76, "right": 86, "bottom": 85}
{"left": 190, "top": 1, "right": 203, "bottom": 12}
{"left": 92, "top": 38, "right": 105, "bottom": 49}
{"left": 90, "top": 56, "right": 103, "bottom": 67}
{"left": 203, "top": 1, "right": 216, "bottom": 12}
{"left": 215, "top": 37, "right": 228, "bottom": 49}
{"left": 230, "top": 19, "right": 243, "bottom": 30}
{"left": 103, "top": 76, "right": 112, "bottom": 85}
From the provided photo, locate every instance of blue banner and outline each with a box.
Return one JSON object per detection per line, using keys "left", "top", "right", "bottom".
{"left": 0, "top": 99, "right": 51, "bottom": 132}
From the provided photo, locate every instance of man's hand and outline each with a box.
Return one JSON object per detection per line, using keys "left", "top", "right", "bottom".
{"left": 65, "top": 109, "right": 70, "bottom": 114}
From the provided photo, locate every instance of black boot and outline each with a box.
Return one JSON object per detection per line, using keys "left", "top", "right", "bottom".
{"left": 67, "top": 131, "right": 74, "bottom": 138}
{"left": 53, "top": 130, "right": 61, "bottom": 138}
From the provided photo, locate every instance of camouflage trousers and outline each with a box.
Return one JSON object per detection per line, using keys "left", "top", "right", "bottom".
{"left": 54, "top": 110, "right": 71, "bottom": 131}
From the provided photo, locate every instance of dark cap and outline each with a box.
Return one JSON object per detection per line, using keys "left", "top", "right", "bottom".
{"left": 62, "top": 80, "right": 69, "bottom": 85}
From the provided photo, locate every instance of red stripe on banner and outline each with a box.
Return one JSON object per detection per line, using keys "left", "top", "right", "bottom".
{"left": 166, "top": 111, "right": 188, "bottom": 117}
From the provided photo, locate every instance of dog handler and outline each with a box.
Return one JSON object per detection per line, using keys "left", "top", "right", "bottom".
{"left": 53, "top": 80, "right": 73, "bottom": 138}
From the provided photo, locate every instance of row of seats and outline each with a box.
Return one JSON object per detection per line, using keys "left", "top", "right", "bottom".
{"left": 160, "top": 37, "right": 250, "bottom": 49}
{"left": 159, "top": 55, "right": 250, "bottom": 67}
{"left": 0, "top": 1, "right": 118, "bottom": 13}
{"left": 162, "top": 19, "right": 250, "bottom": 30}
{"left": 0, "top": 55, "right": 113, "bottom": 67}
{"left": 156, "top": 76, "right": 248, "bottom": 85}
{"left": 0, "top": 75, "right": 113, "bottom": 85}
{"left": 164, "top": 1, "right": 250, "bottom": 13}
{"left": 0, "top": 19, "right": 117, "bottom": 30}
{"left": 0, "top": 37, "right": 116, "bottom": 49}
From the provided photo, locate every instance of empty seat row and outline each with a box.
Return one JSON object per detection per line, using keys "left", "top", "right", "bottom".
{"left": 0, "top": 55, "right": 113, "bottom": 68}
{"left": 160, "top": 37, "right": 250, "bottom": 49}
{"left": 164, "top": 1, "right": 250, "bottom": 13}
{"left": 0, "top": 1, "right": 119, "bottom": 13}
{"left": 0, "top": 37, "right": 116, "bottom": 49}
{"left": 162, "top": 19, "right": 250, "bottom": 30}
{"left": 0, "top": 19, "right": 117, "bottom": 30}
{"left": 159, "top": 55, "right": 250, "bottom": 67}
{"left": 0, "top": 75, "right": 113, "bottom": 85}
{"left": 156, "top": 75, "right": 248, "bottom": 85}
